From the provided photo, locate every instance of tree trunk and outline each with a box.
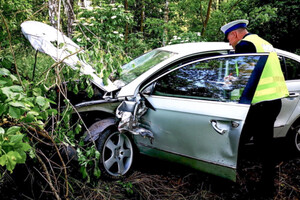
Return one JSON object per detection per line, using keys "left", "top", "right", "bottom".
{"left": 201, "top": 0, "right": 213, "bottom": 36}
{"left": 124, "top": 0, "right": 129, "bottom": 43}
{"left": 48, "top": 0, "right": 58, "bottom": 28}
{"left": 64, "top": 0, "right": 75, "bottom": 38}
{"left": 162, "top": 0, "right": 169, "bottom": 46}
{"left": 140, "top": 0, "right": 145, "bottom": 32}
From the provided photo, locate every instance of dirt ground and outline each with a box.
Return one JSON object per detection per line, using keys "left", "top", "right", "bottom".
{"left": 121, "top": 152, "right": 300, "bottom": 200}
{"left": 74, "top": 143, "right": 300, "bottom": 200}
{"left": 1, "top": 144, "right": 299, "bottom": 200}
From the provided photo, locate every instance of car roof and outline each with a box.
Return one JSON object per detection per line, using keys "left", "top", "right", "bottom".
{"left": 157, "top": 42, "right": 233, "bottom": 55}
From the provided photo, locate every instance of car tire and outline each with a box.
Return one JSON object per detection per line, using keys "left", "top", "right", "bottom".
{"left": 287, "top": 125, "right": 300, "bottom": 155}
{"left": 97, "top": 128, "right": 134, "bottom": 179}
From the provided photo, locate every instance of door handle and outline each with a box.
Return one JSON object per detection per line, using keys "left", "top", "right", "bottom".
{"left": 289, "top": 92, "right": 299, "bottom": 98}
{"left": 210, "top": 120, "right": 227, "bottom": 135}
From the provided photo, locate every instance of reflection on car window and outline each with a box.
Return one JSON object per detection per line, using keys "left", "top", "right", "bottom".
{"left": 118, "top": 50, "right": 176, "bottom": 84}
{"left": 284, "top": 57, "right": 300, "bottom": 80}
{"left": 153, "top": 55, "right": 263, "bottom": 102}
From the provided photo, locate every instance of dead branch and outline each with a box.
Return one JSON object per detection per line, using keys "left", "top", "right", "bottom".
{"left": 36, "top": 153, "right": 61, "bottom": 200}
{"left": 37, "top": 47, "right": 84, "bottom": 86}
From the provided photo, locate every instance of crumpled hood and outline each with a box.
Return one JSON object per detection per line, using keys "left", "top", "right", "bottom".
{"left": 21, "top": 21, "right": 117, "bottom": 92}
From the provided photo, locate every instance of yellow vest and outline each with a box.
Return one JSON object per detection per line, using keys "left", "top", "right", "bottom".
{"left": 242, "top": 34, "right": 289, "bottom": 104}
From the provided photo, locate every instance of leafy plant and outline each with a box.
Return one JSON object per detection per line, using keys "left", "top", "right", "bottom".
{"left": 0, "top": 126, "right": 31, "bottom": 173}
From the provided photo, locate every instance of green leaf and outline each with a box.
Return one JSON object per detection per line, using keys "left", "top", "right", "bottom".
{"left": 46, "top": 98, "right": 56, "bottom": 105}
{"left": 9, "top": 86, "right": 23, "bottom": 93}
{"left": 36, "top": 96, "right": 50, "bottom": 110}
{"left": 80, "top": 166, "right": 88, "bottom": 179}
{"left": 0, "top": 68, "right": 10, "bottom": 76}
{"left": 47, "top": 109, "right": 58, "bottom": 115}
{"left": 9, "top": 134, "right": 24, "bottom": 144}
{"left": 21, "top": 143, "right": 31, "bottom": 152}
{"left": 32, "top": 88, "right": 42, "bottom": 97}
{"left": 6, "top": 151, "right": 21, "bottom": 172}
{"left": 75, "top": 124, "right": 82, "bottom": 134}
{"left": 27, "top": 110, "right": 40, "bottom": 116}
{"left": 0, "top": 103, "right": 8, "bottom": 116}
{"left": 93, "top": 166, "right": 101, "bottom": 178}
{"left": 22, "top": 113, "right": 36, "bottom": 123}
{"left": 36, "top": 96, "right": 47, "bottom": 107}
{"left": 1, "top": 86, "right": 23, "bottom": 100}
{"left": 0, "top": 155, "right": 7, "bottom": 166}
{"left": 95, "top": 150, "right": 100, "bottom": 160}
{"left": 40, "top": 111, "right": 48, "bottom": 120}
{"left": 6, "top": 126, "right": 21, "bottom": 135}
{"left": 86, "top": 85, "right": 94, "bottom": 98}
{"left": 9, "top": 106, "right": 22, "bottom": 119}
{"left": 73, "top": 84, "right": 79, "bottom": 94}
{"left": 9, "top": 74, "right": 18, "bottom": 83}
{"left": 15, "top": 150, "right": 26, "bottom": 163}
{"left": 9, "top": 101, "right": 26, "bottom": 108}
{"left": 0, "top": 127, "right": 4, "bottom": 134}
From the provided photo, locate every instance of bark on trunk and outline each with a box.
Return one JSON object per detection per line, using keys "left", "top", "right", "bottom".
{"left": 162, "top": 0, "right": 169, "bottom": 46}
{"left": 64, "top": 0, "right": 75, "bottom": 38}
{"left": 124, "top": 0, "right": 129, "bottom": 43}
{"left": 140, "top": 0, "right": 145, "bottom": 32}
{"left": 201, "top": 0, "right": 213, "bottom": 36}
{"left": 48, "top": 0, "right": 58, "bottom": 28}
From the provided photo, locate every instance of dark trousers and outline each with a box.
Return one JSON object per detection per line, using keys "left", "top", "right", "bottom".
{"left": 242, "top": 99, "right": 282, "bottom": 190}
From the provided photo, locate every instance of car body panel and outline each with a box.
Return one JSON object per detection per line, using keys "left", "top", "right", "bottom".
{"left": 134, "top": 96, "right": 249, "bottom": 181}
{"left": 128, "top": 53, "right": 270, "bottom": 180}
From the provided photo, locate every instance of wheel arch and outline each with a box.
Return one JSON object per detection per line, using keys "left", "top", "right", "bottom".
{"left": 84, "top": 117, "right": 118, "bottom": 142}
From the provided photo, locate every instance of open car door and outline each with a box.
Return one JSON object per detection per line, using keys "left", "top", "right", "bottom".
{"left": 133, "top": 53, "right": 269, "bottom": 181}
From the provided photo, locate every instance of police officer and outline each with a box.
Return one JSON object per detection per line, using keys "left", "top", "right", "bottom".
{"left": 220, "top": 19, "right": 289, "bottom": 194}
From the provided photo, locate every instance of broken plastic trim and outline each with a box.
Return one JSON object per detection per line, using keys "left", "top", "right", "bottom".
{"left": 116, "top": 98, "right": 154, "bottom": 143}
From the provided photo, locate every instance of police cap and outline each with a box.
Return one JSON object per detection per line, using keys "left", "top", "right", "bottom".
{"left": 221, "top": 19, "right": 249, "bottom": 42}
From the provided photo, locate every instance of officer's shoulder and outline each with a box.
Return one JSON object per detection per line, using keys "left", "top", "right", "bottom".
{"left": 236, "top": 41, "right": 256, "bottom": 53}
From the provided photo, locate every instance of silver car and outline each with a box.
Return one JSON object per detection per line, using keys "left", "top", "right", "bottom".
{"left": 20, "top": 23, "right": 300, "bottom": 181}
{"left": 74, "top": 42, "right": 300, "bottom": 181}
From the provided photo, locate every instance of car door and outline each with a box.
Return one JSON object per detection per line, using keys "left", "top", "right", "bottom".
{"left": 275, "top": 55, "right": 300, "bottom": 137}
{"left": 133, "top": 54, "right": 269, "bottom": 181}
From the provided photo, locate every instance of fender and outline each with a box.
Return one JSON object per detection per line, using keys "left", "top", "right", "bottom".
{"left": 84, "top": 118, "right": 117, "bottom": 142}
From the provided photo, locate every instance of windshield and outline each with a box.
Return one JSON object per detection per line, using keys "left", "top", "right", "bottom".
{"left": 116, "top": 50, "right": 176, "bottom": 84}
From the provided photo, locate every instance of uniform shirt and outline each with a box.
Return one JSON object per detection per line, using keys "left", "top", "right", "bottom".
{"left": 235, "top": 33, "right": 256, "bottom": 53}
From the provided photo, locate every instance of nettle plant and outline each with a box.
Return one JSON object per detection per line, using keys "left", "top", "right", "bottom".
{"left": 0, "top": 67, "right": 55, "bottom": 173}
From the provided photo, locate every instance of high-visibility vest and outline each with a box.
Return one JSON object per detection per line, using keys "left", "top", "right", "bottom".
{"left": 242, "top": 34, "right": 289, "bottom": 104}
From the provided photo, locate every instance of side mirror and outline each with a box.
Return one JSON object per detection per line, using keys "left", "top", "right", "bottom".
{"left": 141, "top": 82, "right": 156, "bottom": 95}
{"left": 139, "top": 92, "right": 156, "bottom": 111}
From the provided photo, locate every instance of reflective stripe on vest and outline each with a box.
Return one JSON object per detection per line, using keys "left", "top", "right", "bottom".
{"left": 242, "top": 35, "right": 289, "bottom": 104}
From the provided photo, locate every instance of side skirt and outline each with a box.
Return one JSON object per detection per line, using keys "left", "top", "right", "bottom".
{"left": 137, "top": 143, "right": 237, "bottom": 182}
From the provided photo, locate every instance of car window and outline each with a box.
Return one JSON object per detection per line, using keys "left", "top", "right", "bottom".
{"left": 139, "top": 52, "right": 228, "bottom": 90}
{"left": 152, "top": 55, "right": 266, "bottom": 102}
{"left": 284, "top": 57, "right": 300, "bottom": 80}
{"left": 118, "top": 50, "right": 176, "bottom": 84}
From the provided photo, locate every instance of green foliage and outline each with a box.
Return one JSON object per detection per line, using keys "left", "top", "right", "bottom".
{"left": 117, "top": 180, "right": 134, "bottom": 195}
{"left": 0, "top": 126, "right": 31, "bottom": 173}
{"left": 0, "top": 0, "right": 47, "bottom": 51}
{"left": 0, "top": 67, "right": 45, "bottom": 173}
{"left": 77, "top": 143, "right": 101, "bottom": 182}
{"left": 72, "top": 2, "right": 133, "bottom": 83}
{"left": 251, "top": 0, "right": 300, "bottom": 52}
